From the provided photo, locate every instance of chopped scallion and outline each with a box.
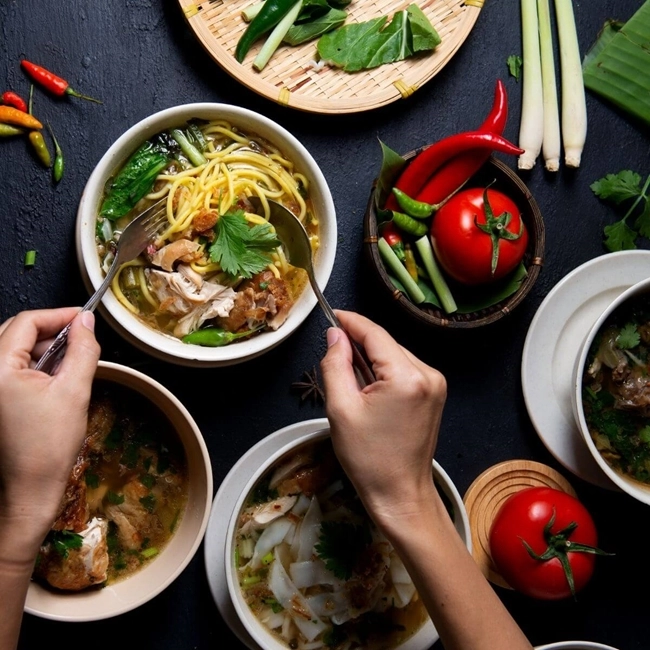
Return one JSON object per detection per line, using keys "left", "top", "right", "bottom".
{"left": 24, "top": 250, "right": 37, "bottom": 267}
{"left": 141, "top": 547, "right": 159, "bottom": 559}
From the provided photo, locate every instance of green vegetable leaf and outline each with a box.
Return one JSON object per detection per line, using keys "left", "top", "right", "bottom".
{"left": 616, "top": 323, "right": 640, "bottom": 350}
{"left": 582, "top": 19, "right": 624, "bottom": 70}
{"left": 507, "top": 54, "right": 523, "bottom": 81}
{"left": 374, "top": 139, "right": 407, "bottom": 219}
{"left": 603, "top": 219, "right": 638, "bottom": 252}
{"left": 85, "top": 471, "right": 100, "bottom": 489}
{"left": 315, "top": 520, "right": 372, "bottom": 580}
{"left": 634, "top": 200, "right": 650, "bottom": 238}
{"left": 639, "top": 426, "right": 650, "bottom": 444}
{"left": 47, "top": 530, "right": 84, "bottom": 559}
{"left": 140, "top": 494, "right": 157, "bottom": 513}
{"left": 284, "top": 8, "right": 348, "bottom": 45}
{"left": 591, "top": 170, "right": 642, "bottom": 204}
{"left": 295, "top": 0, "right": 330, "bottom": 23}
{"left": 107, "top": 491, "right": 125, "bottom": 505}
{"left": 389, "top": 274, "right": 441, "bottom": 307}
{"left": 317, "top": 4, "right": 440, "bottom": 72}
{"left": 208, "top": 210, "right": 281, "bottom": 278}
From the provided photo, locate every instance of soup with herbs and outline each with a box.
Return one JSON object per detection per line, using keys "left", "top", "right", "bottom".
{"left": 33, "top": 381, "right": 188, "bottom": 591}
{"left": 233, "top": 438, "right": 435, "bottom": 650}
{"left": 95, "top": 119, "right": 317, "bottom": 347}
{"left": 582, "top": 294, "right": 650, "bottom": 485}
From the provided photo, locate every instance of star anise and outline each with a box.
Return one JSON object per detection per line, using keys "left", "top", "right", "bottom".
{"left": 292, "top": 366, "right": 325, "bottom": 405}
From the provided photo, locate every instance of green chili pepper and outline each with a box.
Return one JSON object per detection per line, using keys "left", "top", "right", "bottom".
{"left": 47, "top": 122, "right": 64, "bottom": 183}
{"left": 0, "top": 123, "right": 25, "bottom": 137}
{"left": 391, "top": 211, "right": 428, "bottom": 237}
{"left": 29, "top": 130, "right": 51, "bottom": 167}
{"left": 235, "top": 0, "right": 299, "bottom": 62}
{"left": 182, "top": 327, "right": 262, "bottom": 347}
{"left": 392, "top": 187, "right": 434, "bottom": 219}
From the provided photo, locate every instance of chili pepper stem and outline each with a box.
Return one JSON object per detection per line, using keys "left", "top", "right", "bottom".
{"left": 65, "top": 87, "right": 103, "bottom": 104}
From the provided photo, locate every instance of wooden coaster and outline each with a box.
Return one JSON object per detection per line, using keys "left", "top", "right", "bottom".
{"left": 463, "top": 460, "right": 576, "bottom": 589}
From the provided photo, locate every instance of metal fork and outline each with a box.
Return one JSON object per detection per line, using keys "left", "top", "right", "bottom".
{"left": 35, "top": 198, "right": 169, "bottom": 375}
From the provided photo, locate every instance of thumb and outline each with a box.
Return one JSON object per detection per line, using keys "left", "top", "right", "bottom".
{"left": 56, "top": 312, "right": 101, "bottom": 388}
{"left": 320, "top": 328, "right": 359, "bottom": 407}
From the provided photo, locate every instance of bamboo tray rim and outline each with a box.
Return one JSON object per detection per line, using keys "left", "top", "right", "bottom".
{"left": 178, "top": 0, "right": 483, "bottom": 114}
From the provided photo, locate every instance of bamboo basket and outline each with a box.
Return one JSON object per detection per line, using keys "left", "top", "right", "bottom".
{"left": 178, "top": 0, "right": 483, "bottom": 113}
{"left": 363, "top": 155, "right": 545, "bottom": 328}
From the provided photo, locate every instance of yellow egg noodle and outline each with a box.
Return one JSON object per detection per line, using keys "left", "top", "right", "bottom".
{"left": 111, "top": 121, "right": 315, "bottom": 315}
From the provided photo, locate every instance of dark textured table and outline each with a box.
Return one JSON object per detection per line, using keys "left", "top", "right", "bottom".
{"left": 2, "top": 0, "right": 648, "bottom": 648}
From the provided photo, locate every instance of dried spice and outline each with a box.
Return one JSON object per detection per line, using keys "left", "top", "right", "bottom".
{"left": 292, "top": 366, "right": 325, "bottom": 405}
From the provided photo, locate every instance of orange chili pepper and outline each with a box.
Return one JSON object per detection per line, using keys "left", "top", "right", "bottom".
{"left": 0, "top": 105, "right": 42, "bottom": 129}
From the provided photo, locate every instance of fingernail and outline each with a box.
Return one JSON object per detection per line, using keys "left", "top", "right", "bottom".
{"left": 80, "top": 311, "right": 95, "bottom": 332}
{"left": 326, "top": 328, "right": 341, "bottom": 348}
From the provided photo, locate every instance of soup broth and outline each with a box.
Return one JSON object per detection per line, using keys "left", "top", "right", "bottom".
{"left": 95, "top": 119, "right": 317, "bottom": 346}
{"left": 234, "top": 439, "right": 430, "bottom": 650}
{"left": 34, "top": 381, "right": 188, "bottom": 591}
{"left": 582, "top": 294, "right": 650, "bottom": 485}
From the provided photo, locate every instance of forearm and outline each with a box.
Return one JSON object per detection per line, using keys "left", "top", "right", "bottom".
{"left": 376, "top": 487, "right": 534, "bottom": 650}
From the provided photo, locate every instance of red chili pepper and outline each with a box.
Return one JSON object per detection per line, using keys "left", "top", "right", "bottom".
{"left": 20, "top": 60, "right": 102, "bottom": 104}
{"left": 1, "top": 90, "right": 28, "bottom": 112}
{"left": 416, "top": 80, "right": 509, "bottom": 206}
{"left": 385, "top": 131, "right": 524, "bottom": 210}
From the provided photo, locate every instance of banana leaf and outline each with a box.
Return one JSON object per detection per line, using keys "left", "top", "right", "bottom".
{"left": 582, "top": 1, "right": 650, "bottom": 127}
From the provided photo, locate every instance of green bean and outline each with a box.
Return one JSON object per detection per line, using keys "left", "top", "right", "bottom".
{"left": 391, "top": 211, "right": 428, "bottom": 237}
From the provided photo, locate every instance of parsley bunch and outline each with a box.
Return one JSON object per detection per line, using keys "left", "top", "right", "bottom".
{"left": 208, "top": 209, "right": 281, "bottom": 278}
{"left": 591, "top": 170, "right": 650, "bottom": 252}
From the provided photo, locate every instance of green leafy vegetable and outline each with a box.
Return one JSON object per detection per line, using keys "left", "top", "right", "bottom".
{"left": 99, "top": 139, "right": 171, "bottom": 220}
{"left": 208, "top": 209, "right": 281, "bottom": 278}
{"left": 140, "top": 473, "right": 156, "bottom": 489}
{"left": 107, "top": 491, "right": 125, "bottom": 505}
{"left": 139, "top": 494, "right": 157, "bottom": 513}
{"left": 374, "top": 140, "right": 407, "bottom": 216}
{"left": 317, "top": 4, "right": 441, "bottom": 72}
{"left": 315, "top": 520, "right": 371, "bottom": 580}
{"left": 85, "top": 471, "right": 100, "bottom": 489}
{"left": 507, "top": 54, "right": 523, "bottom": 81}
{"left": 46, "top": 530, "right": 84, "bottom": 559}
{"left": 616, "top": 323, "right": 640, "bottom": 350}
{"left": 591, "top": 169, "right": 650, "bottom": 251}
{"left": 284, "top": 8, "right": 347, "bottom": 44}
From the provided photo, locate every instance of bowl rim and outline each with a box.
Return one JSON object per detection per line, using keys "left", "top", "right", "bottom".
{"left": 223, "top": 426, "right": 471, "bottom": 650}
{"left": 76, "top": 102, "right": 337, "bottom": 366}
{"left": 534, "top": 643, "right": 620, "bottom": 650}
{"left": 573, "top": 276, "right": 650, "bottom": 505}
{"left": 25, "top": 359, "right": 214, "bottom": 621}
{"left": 363, "top": 154, "right": 545, "bottom": 329}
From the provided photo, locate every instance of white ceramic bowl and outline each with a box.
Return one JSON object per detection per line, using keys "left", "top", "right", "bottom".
{"left": 573, "top": 277, "right": 650, "bottom": 505}
{"left": 76, "top": 103, "right": 337, "bottom": 367}
{"left": 535, "top": 642, "right": 619, "bottom": 650}
{"left": 224, "top": 426, "right": 472, "bottom": 650}
{"left": 25, "top": 360, "right": 213, "bottom": 621}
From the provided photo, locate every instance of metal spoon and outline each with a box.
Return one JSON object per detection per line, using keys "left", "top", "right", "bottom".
{"left": 249, "top": 196, "right": 376, "bottom": 388}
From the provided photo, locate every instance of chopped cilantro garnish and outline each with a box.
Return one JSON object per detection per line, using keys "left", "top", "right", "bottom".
{"left": 85, "top": 471, "right": 100, "bottom": 489}
{"left": 208, "top": 210, "right": 281, "bottom": 278}
{"left": 140, "top": 473, "right": 155, "bottom": 489}
{"left": 140, "top": 494, "right": 156, "bottom": 513}
{"left": 262, "top": 597, "right": 284, "bottom": 613}
{"left": 104, "top": 426, "right": 123, "bottom": 450}
{"left": 107, "top": 491, "right": 125, "bottom": 505}
{"left": 639, "top": 426, "right": 650, "bottom": 444}
{"left": 315, "top": 520, "right": 371, "bottom": 580}
{"left": 46, "top": 530, "right": 83, "bottom": 559}
{"left": 616, "top": 323, "right": 640, "bottom": 349}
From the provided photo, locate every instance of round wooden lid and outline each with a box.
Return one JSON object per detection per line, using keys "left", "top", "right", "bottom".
{"left": 463, "top": 459, "right": 577, "bottom": 589}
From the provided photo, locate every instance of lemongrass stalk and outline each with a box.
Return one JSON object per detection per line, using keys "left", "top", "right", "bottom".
{"left": 518, "top": 0, "right": 544, "bottom": 170}
{"left": 554, "top": 0, "right": 587, "bottom": 167}
{"left": 253, "top": 0, "right": 302, "bottom": 72}
{"left": 537, "top": 0, "right": 560, "bottom": 171}
{"left": 242, "top": 2, "right": 263, "bottom": 21}
{"left": 415, "top": 235, "right": 457, "bottom": 315}
{"left": 378, "top": 237, "right": 425, "bottom": 305}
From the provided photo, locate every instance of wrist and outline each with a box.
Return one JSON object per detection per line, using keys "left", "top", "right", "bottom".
{"left": 0, "top": 507, "right": 51, "bottom": 567}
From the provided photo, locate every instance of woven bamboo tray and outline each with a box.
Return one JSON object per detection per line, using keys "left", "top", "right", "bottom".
{"left": 363, "top": 155, "right": 545, "bottom": 329}
{"left": 178, "top": 0, "right": 483, "bottom": 113}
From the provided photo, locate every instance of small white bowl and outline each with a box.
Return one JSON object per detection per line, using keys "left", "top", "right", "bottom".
{"left": 224, "top": 426, "right": 471, "bottom": 650}
{"left": 573, "top": 276, "right": 650, "bottom": 505}
{"left": 25, "top": 360, "right": 213, "bottom": 621}
{"left": 76, "top": 103, "right": 337, "bottom": 367}
{"left": 535, "top": 642, "right": 620, "bottom": 650}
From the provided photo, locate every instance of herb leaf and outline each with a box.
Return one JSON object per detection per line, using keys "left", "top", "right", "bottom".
{"left": 208, "top": 210, "right": 281, "bottom": 278}
{"left": 635, "top": 200, "right": 650, "bottom": 238}
{"left": 616, "top": 323, "right": 640, "bottom": 350}
{"left": 603, "top": 219, "right": 638, "bottom": 252}
{"left": 47, "top": 530, "right": 84, "bottom": 559}
{"left": 507, "top": 54, "right": 523, "bottom": 81}
{"left": 315, "top": 520, "right": 371, "bottom": 580}
{"left": 591, "top": 170, "right": 642, "bottom": 204}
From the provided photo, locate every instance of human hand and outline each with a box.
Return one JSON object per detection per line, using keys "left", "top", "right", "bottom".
{"left": 0, "top": 308, "right": 100, "bottom": 561}
{"left": 320, "top": 310, "right": 447, "bottom": 527}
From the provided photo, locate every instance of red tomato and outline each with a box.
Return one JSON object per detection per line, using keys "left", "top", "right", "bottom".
{"left": 489, "top": 487, "right": 608, "bottom": 600}
{"left": 430, "top": 186, "right": 528, "bottom": 285}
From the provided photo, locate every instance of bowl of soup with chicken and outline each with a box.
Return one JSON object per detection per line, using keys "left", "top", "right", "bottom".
{"left": 76, "top": 103, "right": 337, "bottom": 367}
{"left": 225, "top": 427, "right": 471, "bottom": 650}
{"left": 25, "top": 361, "right": 213, "bottom": 621}
{"left": 574, "top": 277, "right": 650, "bottom": 505}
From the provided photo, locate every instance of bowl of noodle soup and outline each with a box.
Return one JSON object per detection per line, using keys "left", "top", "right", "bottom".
{"left": 224, "top": 426, "right": 471, "bottom": 650}
{"left": 76, "top": 103, "right": 337, "bottom": 366}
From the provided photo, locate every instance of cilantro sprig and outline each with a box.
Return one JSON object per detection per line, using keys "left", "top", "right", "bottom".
{"left": 591, "top": 170, "right": 650, "bottom": 252}
{"left": 315, "top": 520, "right": 371, "bottom": 580}
{"left": 45, "top": 530, "right": 84, "bottom": 559}
{"left": 208, "top": 209, "right": 281, "bottom": 278}
{"left": 616, "top": 323, "right": 640, "bottom": 350}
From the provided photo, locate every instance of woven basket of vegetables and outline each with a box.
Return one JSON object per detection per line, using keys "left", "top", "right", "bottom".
{"left": 364, "top": 153, "right": 545, "bottom": 328}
